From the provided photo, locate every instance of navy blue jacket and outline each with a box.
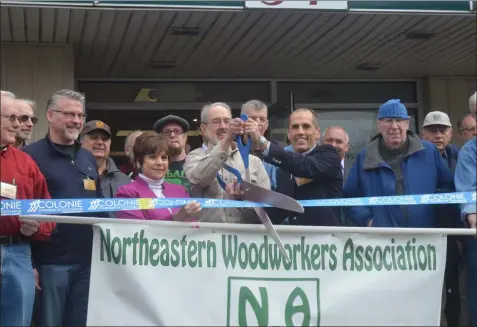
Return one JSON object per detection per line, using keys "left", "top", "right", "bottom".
{"left": 263, "top": 142, "right": 343, "bottom": 226}
{"left": 22, "top": 136, "right": 107, "bottom": 265}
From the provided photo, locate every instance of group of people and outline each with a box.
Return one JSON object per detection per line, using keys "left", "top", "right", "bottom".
{"left": 1, "top": 88, "right": 476, "bottom": 326}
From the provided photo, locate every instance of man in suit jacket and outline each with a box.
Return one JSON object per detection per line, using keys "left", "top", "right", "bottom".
{"left": 245, "top": 108, "right": 343, "bottom": 226}
{"left": 322, "top": 126, "right": 351, "bottom": 182}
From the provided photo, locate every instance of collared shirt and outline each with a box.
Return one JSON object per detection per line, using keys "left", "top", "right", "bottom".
{"left": 0, "top": 146, "right": 55, "bottom": 239}
{"left": 455, "top": 136, "right": 476, "bottom": 221}
{"left": 341, "top": 159, "right": 345, "bottom": 177}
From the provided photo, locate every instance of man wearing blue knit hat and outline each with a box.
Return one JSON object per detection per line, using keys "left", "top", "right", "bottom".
{"left": 343, "top": 99, "right": 454, "bottom": 228}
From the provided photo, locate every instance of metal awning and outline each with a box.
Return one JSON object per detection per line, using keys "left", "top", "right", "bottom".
{"left": 1, "top": 6, "right": 475, "bottom": 78}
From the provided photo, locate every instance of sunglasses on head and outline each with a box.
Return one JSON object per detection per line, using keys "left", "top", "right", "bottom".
{"left": 19, "top": 115, "right": 38, "bottom": 124}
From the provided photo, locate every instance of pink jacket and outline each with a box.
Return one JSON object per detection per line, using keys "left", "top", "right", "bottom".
{"left": 114, "top": 176, "right": 189, "bottom": 221}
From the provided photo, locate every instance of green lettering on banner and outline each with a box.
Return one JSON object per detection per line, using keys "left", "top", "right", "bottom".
{"left": 98, "top": 229, "right": 437, "bottom": 272}
{"left": 227, "top": 277, "right": 320, "bottom": 326}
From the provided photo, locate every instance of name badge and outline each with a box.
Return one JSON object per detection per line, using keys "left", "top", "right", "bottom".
{"left": 295, "top": 177, "right": 313, "bottom": 186}
{"left": 1, "top": 182, "right": 17, "bottom": 199}
{"left": 83, "top": 179, "right": 96, "bottom": 191}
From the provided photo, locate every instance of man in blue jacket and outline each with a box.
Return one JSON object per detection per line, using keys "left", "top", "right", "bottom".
{"left": 343, "top": 99, "right": 454, "bottom": 228}
{"left": 248, "top": 108, "right": 343, "bottom": 226}
{"left": 455, "top": 93, "right": 477, "bottom": 327}
{"left": 420, "top": 110, "right": 463, "bottom": 327}
{"left": 22, "top": 89, "right": 108, "bottom": 327}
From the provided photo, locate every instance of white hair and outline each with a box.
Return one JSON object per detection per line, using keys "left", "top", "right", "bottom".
{"left": 200, "top": 102, "right": 231, "bottom": 123}
{"left": 18, "top": 99, "right": 36, "bottom": 111}
{"left": 469, "top": 92, "right": 477, "bottom": 111}
{"left": 124, "top": 130, "right": 143, "bottom": 149}
{"left": 323, "top": 125, "right": 350, "bottom": 144}
{"left": 1, "top": 90, "right": 16, "bottom": 99}
{"left": 241, "top": 100, "right": 267, "bottom": 115}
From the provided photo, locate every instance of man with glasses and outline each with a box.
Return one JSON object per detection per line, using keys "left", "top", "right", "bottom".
{"left": 343, "top": 99, "right": 453, "bottom": 228}
{"left": 184, "top": 102, "right": 270, "bottom": 224}
{"left": 420, "top": 111, "right": 464, "bottom": 327}
{"left": 457, "top": 114, "right": 476, "bottom": 144}
{"left": 22, "top": 89, "right": 108, "bottom": 327}
{"left": 14, "top": 99, "right": 37, "bottom": 148}
{"left": 0, "top": 90, "right": 55, "bottom": 327}
{"left": 80, "top": 120, "right": 130, "bottom": 198}
{"left": 153, "top": 115, "right": 192, "bottom": 194}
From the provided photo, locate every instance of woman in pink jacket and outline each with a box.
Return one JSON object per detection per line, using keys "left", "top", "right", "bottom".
{"left": 115, "top": 131, "right": 200, "bottom": 221}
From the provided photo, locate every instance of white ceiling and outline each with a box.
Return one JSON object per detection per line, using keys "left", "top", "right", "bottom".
{"left": 1, "top": 6, "right": 476, "bottom": 79}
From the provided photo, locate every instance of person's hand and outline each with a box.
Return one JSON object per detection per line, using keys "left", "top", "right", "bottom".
{"left": 244, "top": 118, "right": 261, "bottom": 143}
{"left": 367, "top": 220, "right": 373, "bottom": 227}
{"left": 467, "top": 213, "right": 476, "bottom": 238}
{"left": 225, "top": 182, "right": 244, "bottom": 200}
{"left": 227, "top": 118, "right": 245, "bottom": 140}
{"left": 33, "top": 268, "right": 41, "bottom": 291}
{"left": 174, "top": 201, "right": 201, "bottom": 221}
{"left": 19, "top": 219, "right": 40, "bottom": 236}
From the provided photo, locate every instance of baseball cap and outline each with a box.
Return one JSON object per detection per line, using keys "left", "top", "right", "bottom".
{"left": 153, "top": 115, "right": 189, "bottom": 134}
{"left": 81, "top": 120, "right": 112, "bottom": 138}
{"left": 422, "top": 111, "right": 452, "bottom": 128}
{"left": 377, "top": 99, "right": 409, "bottom": 120}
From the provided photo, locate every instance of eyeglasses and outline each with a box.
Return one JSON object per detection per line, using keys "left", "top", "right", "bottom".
{"left": 206, "top": 118, "right": 231, "bottom": 127}
{"left": 1, "top": 114, "right": 19, "bottom": 122}
{"left": 51, "top": 109, "right": 87, "bottom": 120}
{"left": 425, "top": 126, "right": 449, "bottom": 134}
{"left": 380, "top": 118, "right": 408, "bottom": 126}
{"left": 19, "top": 115, "right": 38, "bottom": 124}
{"left": 161, "top": 129, "right": 184, "bottom": 137}
{"left": 460, "top": 126, "right": 476, "bottom": 133}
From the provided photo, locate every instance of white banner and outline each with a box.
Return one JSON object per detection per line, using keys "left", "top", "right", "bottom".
{"left": 87, "top": 223, "right": 446, "bottom": 326}
{"left": 245, "top": 0, "right": 348, "bottom": 10}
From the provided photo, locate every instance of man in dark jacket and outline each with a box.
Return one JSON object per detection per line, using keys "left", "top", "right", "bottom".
{"left": 420, "top": 110, "right": 464, "bottom": 327}
{"left": 80, "top": 120, "right": 130, "bottom": 198}
{"left": 247, "top": 108, "right": 343, "bottom": 226}
{"left": 22, "top": 89, "right": 108, "bottom": 327}
{"left": 343, "top": 99, "right": 454, "bottom": 228}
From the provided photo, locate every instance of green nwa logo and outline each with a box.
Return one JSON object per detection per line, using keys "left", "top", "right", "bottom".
{"left": 226, "top": 277, "right": 320, "bottom": 326}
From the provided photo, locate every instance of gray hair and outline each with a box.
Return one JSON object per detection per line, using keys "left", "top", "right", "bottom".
{"left": 200, "top": 102, "right": 231, "bottom": 123}
{"left": 124, "top": 130, "right": 143, "bottom": 149}
{"left": 1, "top": 90, "right": 16, "bottom": 99}
{"left": 323, "top": 125, "right": 350, "bottom": 144}
{"left": 18, "top": 99, "right": 36, "bottom": 111}
{"left": 240, "top": 100, "right": 267, "bottom": 115}
{"left": 47, "top": 89, "right": 85, "bottom": 110}
{"left": 469, "top": 92, "right": 477, "bottom": 111}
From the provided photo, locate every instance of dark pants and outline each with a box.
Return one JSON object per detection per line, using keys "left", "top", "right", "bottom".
{"left": 443, "top": 236, "right": 462, "bottom": 327}
{"left": 33, "top": 264, "right": 91, "bottom": 327}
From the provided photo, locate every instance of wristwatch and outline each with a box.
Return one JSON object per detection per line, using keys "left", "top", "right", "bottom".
{"left": 259, "top": 136, "right": 268, "bottom": 146}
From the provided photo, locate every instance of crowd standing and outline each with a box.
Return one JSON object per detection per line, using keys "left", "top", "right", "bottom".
{"left": 1, "top": 88, "right": 476, "bottom": 326}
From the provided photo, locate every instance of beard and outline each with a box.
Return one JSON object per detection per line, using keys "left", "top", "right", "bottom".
{"left": 168, "top": 143, "right": 182, "bottom": 157}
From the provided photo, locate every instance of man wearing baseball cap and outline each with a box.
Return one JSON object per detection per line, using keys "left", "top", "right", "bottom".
{"left": 153, "top": 115, "right": 192, "bottom": 194}
{"left": 80, "top": 120, "right": 130, "bottom": 198}
{"left": 421, "top": 111, "right": 464, "bottom": 326}
{"left": 344, "top": 99, "right": 453, "bottom": 228}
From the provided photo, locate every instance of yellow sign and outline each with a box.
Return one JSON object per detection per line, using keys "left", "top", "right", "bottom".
{"left": 134, "top": 89, "right": 157, "bottom": 102}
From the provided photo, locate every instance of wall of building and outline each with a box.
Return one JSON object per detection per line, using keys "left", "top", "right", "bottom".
{"left": 0, "top": 43, "right": 74, "bottom": 142}
{"left": 422, "top": 76, "right": 477, "bottom": 146}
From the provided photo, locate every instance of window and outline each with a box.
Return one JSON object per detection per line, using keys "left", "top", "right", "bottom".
{"left": 277, "top": 82, "right": 417, "bottom": 104}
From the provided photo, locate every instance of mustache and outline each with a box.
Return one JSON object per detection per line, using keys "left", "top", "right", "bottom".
{"left": 217, "top": 128, "right": 228, "bottom": 134}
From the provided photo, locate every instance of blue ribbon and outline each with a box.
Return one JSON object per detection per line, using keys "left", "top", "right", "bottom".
{"left": 1, "top": 192, "right": 475, "bottom": 217}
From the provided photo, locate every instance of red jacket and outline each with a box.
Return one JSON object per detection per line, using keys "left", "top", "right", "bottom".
{"left": 0, "top": 146, "right": 55, "bottom": 240}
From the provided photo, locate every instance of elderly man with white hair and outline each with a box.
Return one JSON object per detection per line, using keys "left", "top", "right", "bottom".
{"left": 184, "top": 102, "right": 270, "bottom": 224}
{"left": 14, "top": 99, "right": 37, "bottom": 148}
{"left": 0, "top": 90, "right": 55, "bottom": 327}
{"left": 455, "top": 91, "right": 477, "bottom": 327}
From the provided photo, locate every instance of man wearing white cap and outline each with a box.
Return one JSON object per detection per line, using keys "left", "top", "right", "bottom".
{"left": 420, "top": 111, "right": 463, "bottom": 327}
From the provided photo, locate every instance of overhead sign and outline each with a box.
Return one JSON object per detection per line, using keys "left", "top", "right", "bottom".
{"left": 245, "top": 0, "right": 347, "bottom": 10}
{"left": 1, "top": 0, "right": 243, "bottom": 9}
{"left": 349, "top": 1, "right": 473, "bottom": 12}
